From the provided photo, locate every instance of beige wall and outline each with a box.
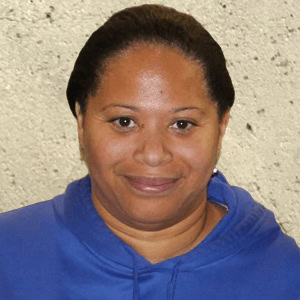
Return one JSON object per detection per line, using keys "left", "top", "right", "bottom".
{"left": 0, "top": 0, "right": 299, "bottom": 244}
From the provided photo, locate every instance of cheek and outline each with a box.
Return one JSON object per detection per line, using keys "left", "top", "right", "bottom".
{"left": 84, "top": 131, "right": 132, "bottom": 169}
{"left": 175, "top": 133, "right": 219, "bottom": 169}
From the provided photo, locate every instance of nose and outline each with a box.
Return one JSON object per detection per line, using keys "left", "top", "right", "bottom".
{"left": 133, "top": 130, "right": 172, "bottom": 167}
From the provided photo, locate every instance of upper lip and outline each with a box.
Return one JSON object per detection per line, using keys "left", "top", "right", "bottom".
{"left": 124, "top": 176, "right": 179, "bottom": 186}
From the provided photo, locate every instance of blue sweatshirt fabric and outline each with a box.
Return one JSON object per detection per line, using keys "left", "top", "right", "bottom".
{"left": 1, "top": 172, "right": 300, "bottom": 299}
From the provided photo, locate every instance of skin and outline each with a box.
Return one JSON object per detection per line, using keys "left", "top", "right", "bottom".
{"left": 76, "top": 43, "right": 230, "bottom": 263}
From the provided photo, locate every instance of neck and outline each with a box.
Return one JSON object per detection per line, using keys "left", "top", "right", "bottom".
{"left": 93, "top": 199, "right": 226, "bottom": 264}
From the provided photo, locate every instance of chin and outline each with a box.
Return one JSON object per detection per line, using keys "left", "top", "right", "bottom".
{"left": 122, "top": 202, "right": 189, "bottom": 231}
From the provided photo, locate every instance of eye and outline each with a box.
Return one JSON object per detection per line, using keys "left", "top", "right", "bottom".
{"left": 171, "top": 120, "right": 195, "bottom": 131}
{"left": 110, "top": 117, "right": 136, "bottom": 128}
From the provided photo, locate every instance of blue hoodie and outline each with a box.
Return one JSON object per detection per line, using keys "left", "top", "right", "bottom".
{"left": 1, "top": 172, "right": 300, "bottom": 299}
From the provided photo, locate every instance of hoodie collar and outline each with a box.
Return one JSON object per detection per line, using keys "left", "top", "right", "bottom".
{"left": 63, "top": 175, "right": 151, "bottom": 268}
{"left": 61, "top": 172, "right": 280, "bottom": 270}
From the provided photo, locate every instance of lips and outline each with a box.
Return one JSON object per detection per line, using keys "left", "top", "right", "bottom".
{"left": 124, "top": 176, "right": 179, "bottom": 194}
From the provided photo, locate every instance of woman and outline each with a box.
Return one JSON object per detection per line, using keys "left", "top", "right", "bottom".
{"left": 0, "top": 4, "right": 299, "bottom": 299}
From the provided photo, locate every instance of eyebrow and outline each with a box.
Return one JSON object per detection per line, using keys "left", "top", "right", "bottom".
{"left": 101, "top": 104, "right": 139, "bottom": 112}
{"left": 171, "top": 106, "right": 202, "bottom": 113}
{"left": 101, "top": 104, "right": 202, "bottom": 113}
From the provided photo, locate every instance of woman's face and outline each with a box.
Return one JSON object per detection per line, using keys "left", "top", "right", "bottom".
{"left": 76, "top": 43, "right": 229, "bottom": 230}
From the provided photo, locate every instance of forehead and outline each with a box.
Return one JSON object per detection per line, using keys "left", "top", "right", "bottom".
{"left": 90, "top": 43, "right": 213, "bottom": 111}
{"left": 103, "top": 42, "right": 205, "bottom": 82}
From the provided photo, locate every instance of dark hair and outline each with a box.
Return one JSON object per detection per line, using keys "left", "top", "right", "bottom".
{"left": 66, "top": 4, "right": 235, "bottom": 120}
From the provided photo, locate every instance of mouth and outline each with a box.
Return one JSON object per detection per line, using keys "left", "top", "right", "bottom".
{"left": 124, "top": 175, "right": 180, "bottom": 195}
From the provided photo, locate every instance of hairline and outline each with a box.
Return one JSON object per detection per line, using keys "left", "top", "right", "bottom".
{"left": 79, "top": 40, "right": 225, "bottom": 121}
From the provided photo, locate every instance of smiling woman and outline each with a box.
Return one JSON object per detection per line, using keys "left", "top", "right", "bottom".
{"left": 0, "top": 4, "right": 300, "bottom": 300}
{"left": 76, "top": 44, "right": 228, "bottom": 234}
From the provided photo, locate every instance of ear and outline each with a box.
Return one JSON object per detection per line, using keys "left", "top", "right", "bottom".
{"left": 217, "top": 110, "right": 230, "bottom": 150}
{"left": 75, "top": 102, "right": 85, "bottom": 159}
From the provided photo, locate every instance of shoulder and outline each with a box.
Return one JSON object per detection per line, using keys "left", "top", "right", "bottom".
{"left": 0, "top": 196, "right": 62, "bottom": 230}
{"left": 240, "top": 228, "right": 300, "bottom": 293}
{"left": 0, "top": 195, "right": 65, "bottom": 254}
{"left": 0, "top": 177, "right": 90, "bottom": 248}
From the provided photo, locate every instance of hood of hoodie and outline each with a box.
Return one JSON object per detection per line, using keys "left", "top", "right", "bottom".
{"left": 58, "top": 171, "right": 279, "bottom": 270}
{"left": 53, "top": 171, "right": 283, "bottom": 300}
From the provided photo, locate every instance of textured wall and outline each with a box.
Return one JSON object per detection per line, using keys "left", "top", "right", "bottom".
{"left": 0, "top": 0, "right": 299, "bottom": 244}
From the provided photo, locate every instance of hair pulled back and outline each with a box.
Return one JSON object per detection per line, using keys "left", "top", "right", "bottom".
{"left": 67, "top": 4, "right": 235, "bottom": 119}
